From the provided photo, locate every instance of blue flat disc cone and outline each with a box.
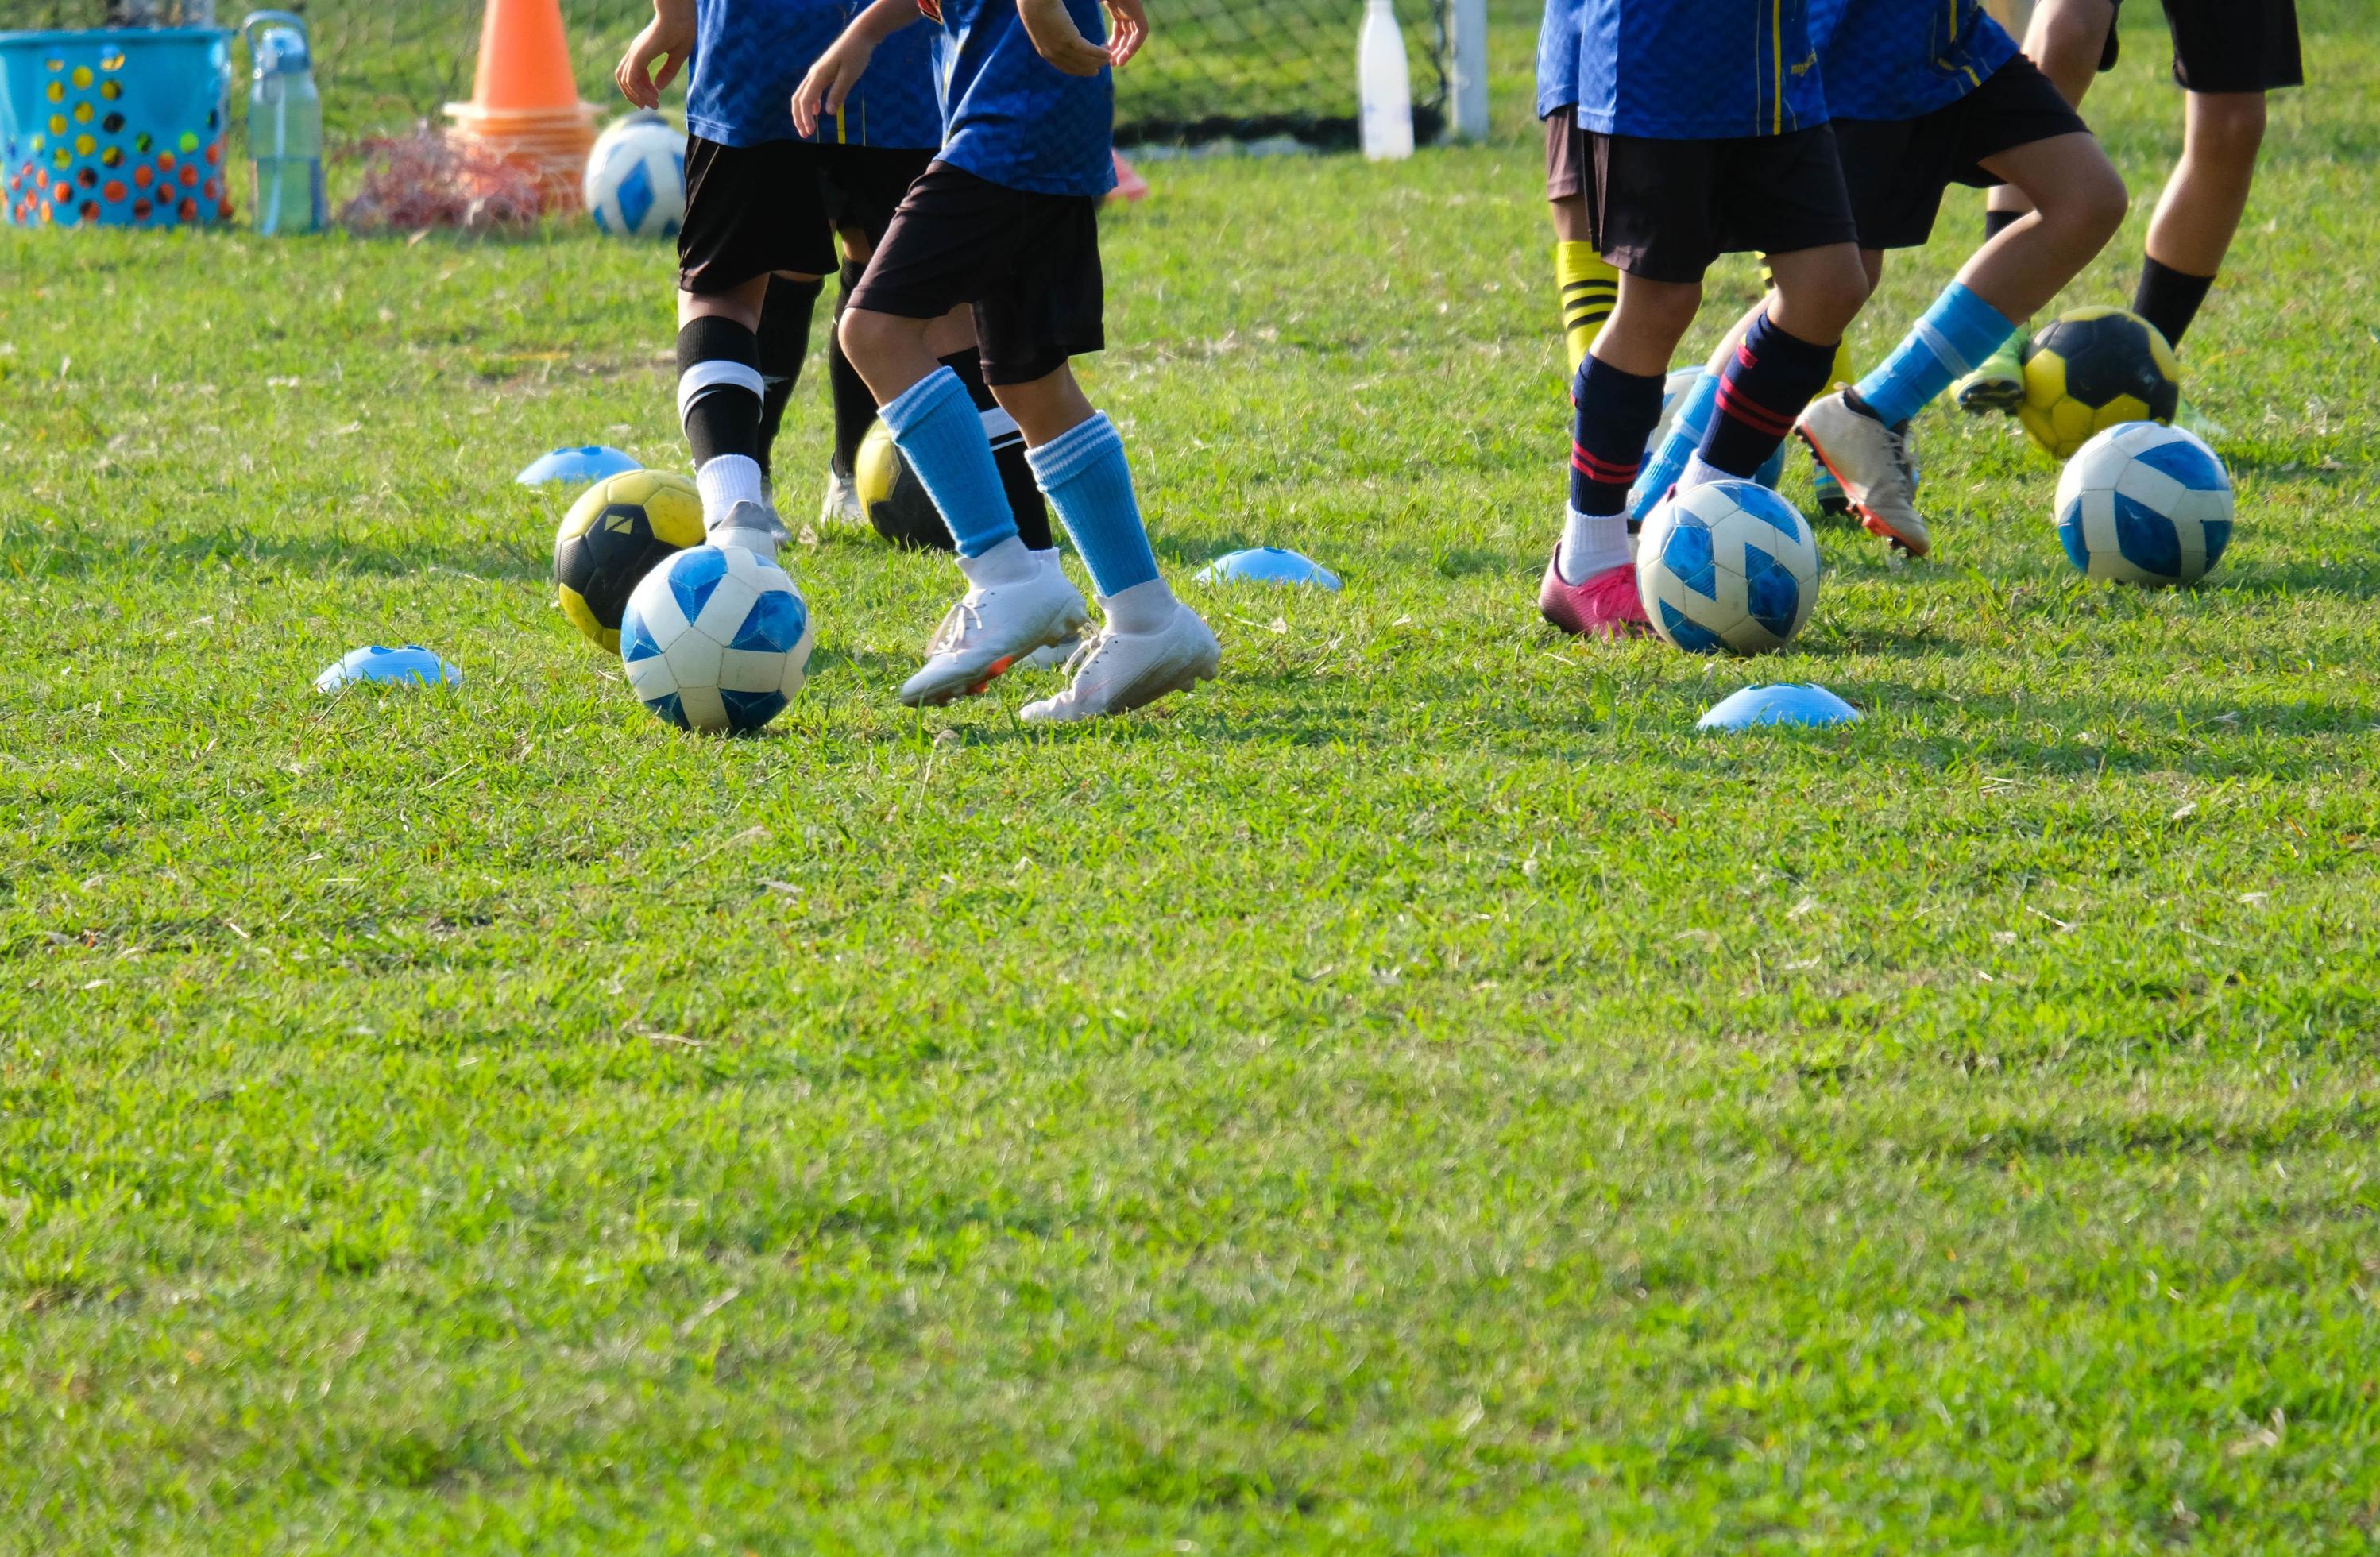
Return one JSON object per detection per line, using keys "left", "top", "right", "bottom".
{"left": 1698, "top": 682, "right": 1860, "bottom": 732}
{"left": 1192, "top": 547, "right": 1343, "bottom": 589}
{"left": 516, "top": 446, "right": 642, "bottom": 486}
{"left": 316, "top": 644, "right": 465, "bottom": 694}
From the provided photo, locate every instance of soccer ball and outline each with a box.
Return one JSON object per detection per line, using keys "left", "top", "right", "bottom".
{"left": 1636, "top": 479, "right": 1821, "bottom": 655}
{"left": 2019, "top": 306, "right": 2181, "bottom": 460}
{"left": 553, "top": 469, "right": 705, "bottom": 651}
{"left": 585, "top": 111, "right": 686, "bottom": 239}
{"left": 619, "top": 545, "right": 815, "bottom": 733}
{"left": 2053, "top": 422, "right": 2234, "bottom": 586}
{"left": 854, "top": 420, "right": 952, "bottom": 551}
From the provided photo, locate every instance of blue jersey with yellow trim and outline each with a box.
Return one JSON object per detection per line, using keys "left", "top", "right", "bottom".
{"left": 928, "top": 0, "right": 1115, "bottom": 196}
{"left": 1574, "top": 0, "right": 1829, "bottom": 140}
{"left": 1538, "top": 0, "right": 1582, "bottom": 118}
{"left": 687, "top": 0, "right": 942, "bottom": 149}
{"left": 1810, "top": 0, "right": 2017, "bottom": 122}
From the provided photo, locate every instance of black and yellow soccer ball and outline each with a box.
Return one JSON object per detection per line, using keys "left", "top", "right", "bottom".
{"left": 2019, "top": 306, "right": 2182, "bottom": 460}
{"left": 553, "top": 469, "right": 705, "bottom": 651}
{"left": 854, "top": 420, "right": 952, "bottom": 552}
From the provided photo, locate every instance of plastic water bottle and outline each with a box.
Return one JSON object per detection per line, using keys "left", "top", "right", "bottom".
{"left": 1358, "top": 0, "right": 1414, "bottom": 162}
{"left": 245, "top": 10, "right": 324, "bottom": 235}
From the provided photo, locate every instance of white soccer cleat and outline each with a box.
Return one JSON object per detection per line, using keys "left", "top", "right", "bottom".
{"left": 1797, "top": 392, "right": 1930, "bottom": 558}
{"left": 898, "top": 560, "right": 1089, "bottom": 707}
{"left": 819, "top": 466, "right": 864, "bottom": 527}
{"left": 709, "top": 497, "right": 789, "bottom": 562}
{"left": 1018, "top": 601, "right": 1220, "bottom": 724}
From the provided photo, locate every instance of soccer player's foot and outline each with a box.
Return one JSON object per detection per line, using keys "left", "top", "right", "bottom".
{"left": 1810, "top": 458, "right": 1851, "bottom": 521}
{"left": 1953, "top": 331, "right": 2025, "bottom": 417}
{"left": 1018, "top": 601, "right": 1220, "bottom": 724}
{"left": 899, "top": 554, "right": 1089, "bottom": 708}
{"left": 709, "top": 498, "right": 788, "bottom": 560}
{"left": 1019, "top": 629, "right": 1085, "bottom": 671}
{"left": 1537, "top": 547, "right": 1650, "bottom": 639}
{"left": 1797, "top": 392, "right": 1931, "bottom": 558}
{"left": 819, "top": 463, "right": 864, "bottom": 527}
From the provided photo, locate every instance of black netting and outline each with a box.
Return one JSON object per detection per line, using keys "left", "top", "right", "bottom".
{"left": 1, "top": 1, "right": 1449, "bottom": 151}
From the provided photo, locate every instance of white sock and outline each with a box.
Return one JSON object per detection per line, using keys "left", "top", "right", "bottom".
{"left": 696, "top": 454, "right": 764, "bottom": 527}
{"left": 1031, "top": 547, "right": 1064, "bottom": 571}
{"left": 957, "top": 534, "right": 1036, "bottom": 589}
{"left": 1557, "top": 507, "right": 1629, "bottom": 585}
{"left": 1103, "top": 578, "right": 1176, "bottom": 635}
{"left": 1677, "top": 453, "right": 1731, "bottom": 494}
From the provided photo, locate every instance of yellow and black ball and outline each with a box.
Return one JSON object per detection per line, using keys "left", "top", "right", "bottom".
{"left": 854, "top": 420, "right": 953, "bottom": 552}
{"left": 553, "top": 469, "right": 705, "bottom": 651}
{"left": 2019, "top": 306, "right": 2182, "bottom": 460}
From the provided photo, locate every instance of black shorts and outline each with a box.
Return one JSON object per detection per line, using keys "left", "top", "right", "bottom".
{"left": 1544, "top": 104, "right": 1585, "bottom": 201}
{"left": 1833, "top": 56, "right": 2092, "bottom": 251}
{"left": 676, "top": 138, "right": 935, "bottom": 294}
{"left": 1584, "top": 125, "right": 1858, "bottom": 284}
{"left": 2104, "top": 0, "right": 2303, "bottom": 93}
{"left": 846, "top": 160, "right": 1104, "bottom": 386}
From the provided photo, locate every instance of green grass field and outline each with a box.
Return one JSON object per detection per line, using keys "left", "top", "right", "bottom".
{"left": 6, "top": 6, "right": 2380, "bottom": 1551}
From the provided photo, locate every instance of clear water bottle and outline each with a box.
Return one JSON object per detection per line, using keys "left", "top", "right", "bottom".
{"left": 244, "top": 10, "right": 324, "bottom": 234}
{"left": 1358, "top": 0, "right": 1414, "bottom": 161}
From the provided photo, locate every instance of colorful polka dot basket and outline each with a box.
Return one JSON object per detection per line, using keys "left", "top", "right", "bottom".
{"left": 1, "top": 28, "right": 233, "bottom": 228}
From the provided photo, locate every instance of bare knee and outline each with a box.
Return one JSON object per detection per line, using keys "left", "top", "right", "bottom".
{"left": 2036, "top": 0, "right": 2115, "bottom": 75}
{"left": 836, "top": 305, "right": 910, "bottom": 367}
{"left": 2185, "top": 94, "right": 2269, "bottom": 171}
{"left": 2045, "top": 156, "right": 2131, "bottom": 250}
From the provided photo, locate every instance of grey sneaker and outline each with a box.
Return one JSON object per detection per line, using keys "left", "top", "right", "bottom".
{"left": 899, "top": 561, "right": 1090, "bottom": 708}
{"left": 709, "top": 498, "right": 789, "bottom": 562}
{"left": 819, "top": 466, "right": 864, "bottom": 527}
{"left": 1798, "top": 392, "right": 1930, "bottom": 558}
{"left": 1018, "top": 601, "right": 1220, "bottom": 724}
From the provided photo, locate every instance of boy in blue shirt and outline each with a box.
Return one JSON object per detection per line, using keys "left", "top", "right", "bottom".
{"left": 614, "top": 0, "right": 1053, "bottom": 564}
{"left": 1793, "top": 0, "right": 2128, "bottom": 556}
{"left": 794, "top": 0, "right": 1221, "bottom": 722}
{"left": 1540, "top": 0, "right": 1872, "bottom": 639}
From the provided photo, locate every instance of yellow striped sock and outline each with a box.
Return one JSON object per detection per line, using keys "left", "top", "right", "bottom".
{"left": 1556, "top": 241, "right": 1618, "bottom": 376}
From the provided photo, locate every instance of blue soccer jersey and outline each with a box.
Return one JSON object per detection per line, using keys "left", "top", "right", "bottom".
{"left": 1574, "top": 0, "right": 1830, "bottom": 140}
{"left": 1538, "top": 0, "right": 1582, "bottom": 118}
{"left": 687, "top": 0, "right": 942, "bottom": 149}
{"left": 925, "top": 0, "right": 1117, "bottom": 197}
{"left": 1811, "top": 0, "right": 2017, "bottom": 121}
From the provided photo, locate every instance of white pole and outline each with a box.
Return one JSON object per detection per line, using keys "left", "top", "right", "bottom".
{"left": 1447, "top": 0, "right": 1489, "bottom": 142}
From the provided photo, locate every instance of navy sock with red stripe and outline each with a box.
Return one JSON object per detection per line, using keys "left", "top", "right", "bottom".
{"left": 1559, "top": 353, "right": 1667, "bottom": 582}
{"left": 1699, "top": 311, "right": 1839, "bottom": 479}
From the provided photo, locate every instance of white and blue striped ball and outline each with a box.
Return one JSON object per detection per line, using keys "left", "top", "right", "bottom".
{"left": 1636, "top": 479, "right": 1820, "bottom": 655}
{"left": 585, "top": 114, "right": 686, "bottom": 240}
{"left": 620, "top": 544, "right": 813, "bottom": 733}
{"left": 2053, "top": 421, "right": 2233, "bottom": 586}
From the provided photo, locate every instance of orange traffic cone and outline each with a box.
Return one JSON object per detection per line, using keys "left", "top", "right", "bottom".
{"left": 443, "top": 0, "right": 597, "bottom": 212}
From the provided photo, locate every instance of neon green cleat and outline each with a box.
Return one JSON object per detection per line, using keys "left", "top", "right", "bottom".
{"left": 1953, "top": 328, "right": 2026, "bottom": 416}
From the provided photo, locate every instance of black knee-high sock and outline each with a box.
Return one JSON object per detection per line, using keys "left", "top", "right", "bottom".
{"left": 2133, "top": 256, "right": 2215, "bottom": 349}
{"left": 937, "top": 347, "right": 1054, "bottom": 552}
{"left": 1983, "top": 208, "right": 2022, "bottom": 243}
{"left": 828, "top": 259, "right": 878, "bottom": 478}
{"left": 754, "top": 277, "right": 821, "bottom": 484}
{"left": 1700, "top": 313, "right": 1840, "bottom": 478}
{"left": 676, "top": 315, "right": 764, "bottom": 469}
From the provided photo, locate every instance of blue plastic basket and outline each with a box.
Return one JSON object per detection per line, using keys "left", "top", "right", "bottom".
{"left": 1, "top": 27, "right": 231, "bottom": 228}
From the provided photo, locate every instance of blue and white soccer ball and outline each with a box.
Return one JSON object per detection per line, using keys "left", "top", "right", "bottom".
{"left": 620, "top": 544, "right": 814, "bottom": 733}
{"left": 585, "top": 111, "right": 686, "bottom": 240}
{"left": 1636, "top": 479, "right": 1821, "bottom": 655}
{"left": 2053, "top": 421, "right": 2233, "bottom": 586}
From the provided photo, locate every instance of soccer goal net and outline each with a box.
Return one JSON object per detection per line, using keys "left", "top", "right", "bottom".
{"left": 0, "top": 0, "right": 1456, "bottom": 152}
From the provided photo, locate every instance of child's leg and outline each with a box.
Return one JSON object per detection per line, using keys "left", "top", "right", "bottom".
{"left": 1984, "top": 0, "right": 2117, "bottom": 232}
{"left": 1557, "top": 273, "right": 1698, "bottom": 585}
{"left": 2133, "top": 91, "right": 2266, "bottom": 346}
{"left": 1544, "top": 107, "right": 1619, "bottom": 376}
{"left": 996, "top": 365, "right": 1165, "bottom": 625}
{"left": 1686, "top": 243, "right": 1866, "bottom": 489}
{"left": 1629, "top": 301, "right": 1762, "bottom": 524}
{"left": 677, "top": 277, "right": 776, "bottom": 540}
{"left": 840, "top": 305, "right": 1020, "bottom": 562}
{"left": 754, "top": 271, "right": 823, "bottom": 489}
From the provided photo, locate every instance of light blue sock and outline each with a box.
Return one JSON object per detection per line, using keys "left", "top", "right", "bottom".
{"left": 878, "top": 366, "right": 1016, "bottom": 558}
{"left": 1024, "top": 413, "right": 1160, "bottom": 598}
{"left": 1854, "top": 282, "right": 2016, "bottom": 427}
{"left": 1629, "top": 368, "right": 1719, "bottom": 523}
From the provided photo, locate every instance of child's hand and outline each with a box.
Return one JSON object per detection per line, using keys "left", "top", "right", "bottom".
{"left": 615, "top": 2, "right": 695, "bottom": 109}
{"left": 1104, "top": 0, "right": 1148, "bottom": 67}
{"left": 793, "top": 33, "right": 880, "bottom": 137}
{"left": 1018, "top": 0, "right": 1111, "bottom": 75}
